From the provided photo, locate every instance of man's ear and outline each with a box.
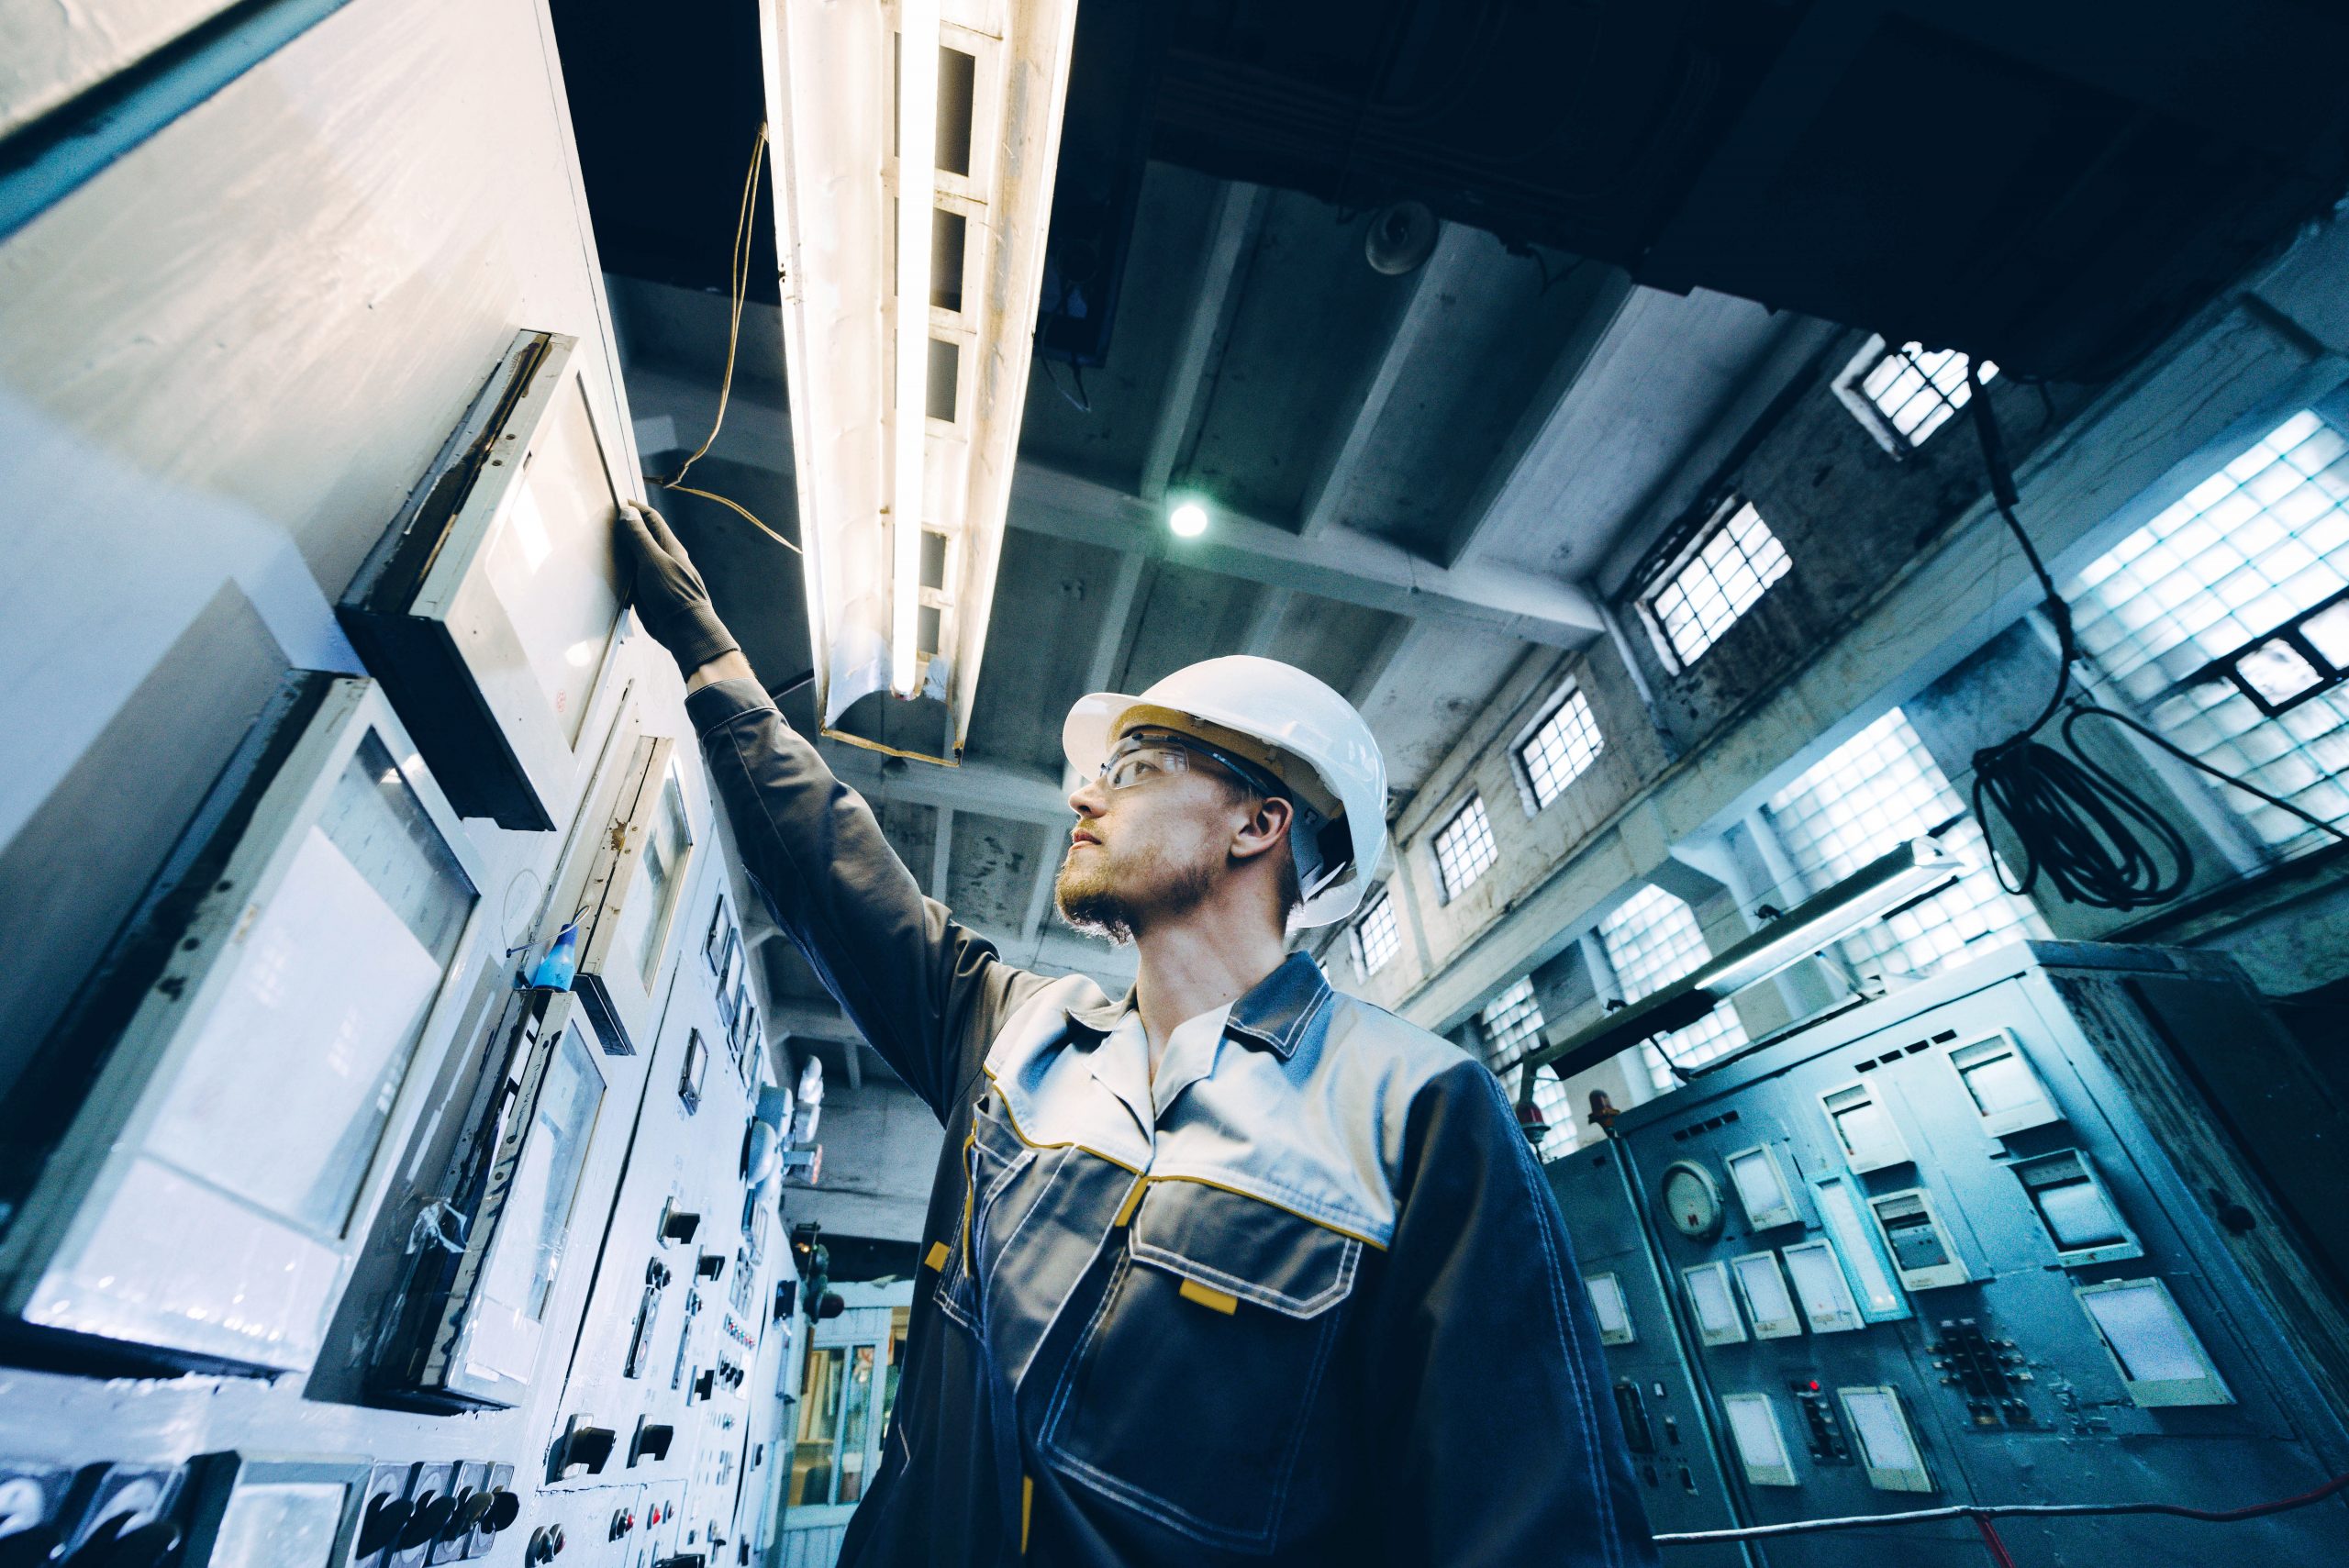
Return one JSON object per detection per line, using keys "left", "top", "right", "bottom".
{"left": 1229, "top": 795, "right": 1295, "bottom": 865}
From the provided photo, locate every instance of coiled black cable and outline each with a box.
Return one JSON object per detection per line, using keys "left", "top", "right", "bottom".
{"left": 1962, "top": 364, "right": 2348, "bottom": 910}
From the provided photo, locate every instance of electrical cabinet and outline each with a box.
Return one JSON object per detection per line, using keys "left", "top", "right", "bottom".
{"left": 340, "top": 330, "right": 633, "bottom": 834}
{"left": 1548, "top": 940, "right": 2349, "bottom": 1568}
{"left": 0, "top": 674, "right": 489, "bottom": 1375}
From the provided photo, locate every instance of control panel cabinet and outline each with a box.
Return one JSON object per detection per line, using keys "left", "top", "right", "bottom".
{"left": 1550, "top": 941, "right": 2349, "bottom": 1568}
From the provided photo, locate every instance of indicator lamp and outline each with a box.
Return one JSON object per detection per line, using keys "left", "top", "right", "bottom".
{"left": 1169, "top": 502, "right": 1208, "bottom": 539}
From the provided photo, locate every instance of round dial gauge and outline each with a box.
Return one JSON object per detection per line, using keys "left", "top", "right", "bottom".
{"left": 1661, "top": 1161, "right": 1724, "bottom": 1240}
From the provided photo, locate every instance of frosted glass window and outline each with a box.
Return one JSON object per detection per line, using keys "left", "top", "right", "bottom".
{"left": 1685, "top": 1262, "right": 1746, "bottom": 1344}
{"left": 1599, "top": 885, "right": 1748, "bottom": 1088}
{"left": 1432, "top": 795, "right": 1498, "bottom": 899}
{"left": 1783, "top": 1240, "right": 1863, "bottom": 1332}
{"left": 1722, "top": 1395, "right": 1797, "bottom": 1485}
{"left": 1766, "top": 709, "right": 2048, "bottom": 983}
{"left": 1856, "top": 342, "right": 1997, "bottom": 448}
{"left": 1349, "top": 888, "right": 1401, "bottom": 976}
{"left": 149, "top": 733, "right": 473, "bottom": 1235}
{"left": 1520, "top": 690, "right": 1606, "bottom": 807}
{"left": 1726, "top": 1148, "right": 1798, "bottom": 1229}
{"left": 480, "top": 1027, "right": 603, "bottom": 1320}
{"left": 1732, "top": 1252, "right": 1801, "bottom": 1338}
{"left": 1586, "top": 1273, "right": 1633, "bottom": 1342}
{"left": 1479, "top": 979, "right": 1573, "bottom": 1155}
{"left": 1649, "top": 501, "right": 1791, "bottom": 665}
{"left": 210, "top": 1482, "right": 349, "bottom": 1568}
{"left": 2070, "top": 410, "right": 2349, "bottom": 855}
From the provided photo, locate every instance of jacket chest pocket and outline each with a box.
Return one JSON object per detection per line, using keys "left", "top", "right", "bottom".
{"left": 1041, "top": 1180, "right": 1363, "bottom": 1553}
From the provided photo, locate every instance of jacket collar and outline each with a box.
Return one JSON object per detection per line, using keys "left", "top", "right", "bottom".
{"left": 1063, "top": 951, "right": 1331, "bottom": 1062}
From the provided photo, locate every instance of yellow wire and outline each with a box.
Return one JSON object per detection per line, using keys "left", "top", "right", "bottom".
{"left": 648, "top": 122, "right": 803, "bottom": 559}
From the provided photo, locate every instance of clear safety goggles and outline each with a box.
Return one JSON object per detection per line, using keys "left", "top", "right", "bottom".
{"left": 1097, "top": 732, "right": 1257, "bottom": 794}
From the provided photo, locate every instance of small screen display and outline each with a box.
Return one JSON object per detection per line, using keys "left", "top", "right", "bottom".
{"left": 481, "top": 1026, "right": 604, "bottom": 1321}
{"left": 1586, "top": 1274, "right": 1631, "bottom": 1338}
{"left": 1733, "top": 1253, "right": 1797, "bottom": 1330}
{"left": 1782, "top": 1241, "right": 1861, "bottom": 1331}
{"left": 1687, "top": 1265, "right": 1742, "bottom": 1338}
{"left": 210, "top": 1481, "right": 349, "bottom": 1568}
{"left": 1727, "top": 1150, "right": 1792, "bottom": 1225}
{"left": 1724, "top": 1396, "right": 1789, "bottom": 1473}
{"left": 2082, "top": 1282, "right": 2210, "bottom": 1385}
{"left": 1842, "top": 1387, "right": 1921, "bottom": 1473}
{"left": 1817, "top": 1180, "right": 1902, "bottom": 1315}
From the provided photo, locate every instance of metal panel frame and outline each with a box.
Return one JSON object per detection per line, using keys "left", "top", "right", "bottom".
{"left": 0, "top": 675, "right": 490, "bottom": 1373}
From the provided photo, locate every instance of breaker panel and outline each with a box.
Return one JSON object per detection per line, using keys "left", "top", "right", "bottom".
{"left": 1548, "top": 940, "right": 2349, "bottom": 1568}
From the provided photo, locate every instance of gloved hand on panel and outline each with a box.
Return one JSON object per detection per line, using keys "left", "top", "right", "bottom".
{"left": 618, "top": 501, "right": 740, "bottom": 674}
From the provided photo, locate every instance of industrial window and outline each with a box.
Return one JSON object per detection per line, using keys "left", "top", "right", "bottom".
{"left": 1765, "top": 708, "right": 2048, "bottom": 982}
{"left": 1833, "top": 336, "right": 1998, "bottom": 454}
{"left": 2070, "top": 409, "right": 2349, "bottom": 855}
{"left": 1598, "top": 885, "right": 1748, "bottom": 1089}
{"left": 1349, "top": 887, "right": 1401, "bottom": 977}
{"left": 1647, "top": 501, "right": 1792, "bottom": 668}
{"left": 1518, "top": 689, "right": 1605, "bottom": 808}
{"left": 1479, "top": 978, "right": 1574, "bottom": 1155}
{"left": 1432, "top": 795, "right": 1498, "bottom": 900}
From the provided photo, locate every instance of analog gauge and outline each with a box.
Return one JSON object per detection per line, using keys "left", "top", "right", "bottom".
{"left": 1662, "top": 1161, "right": 1725, "bottom": 1240}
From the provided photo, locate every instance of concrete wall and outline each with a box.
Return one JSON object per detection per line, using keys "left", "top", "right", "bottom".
{"left": 1332, "top": 210, "right": 2349, "bottom": 1062}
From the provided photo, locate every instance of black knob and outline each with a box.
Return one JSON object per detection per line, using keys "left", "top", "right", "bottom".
{"left": 356, "top": 1494, "right": 411, "bottom": 1558}
{"left": 400, "top": 1493, "right": 457, "bottom": 1551}
{"left": 438, "top": 1490, "right": 478, "bottom": 1540}
{"left": 484, "top": 1491, "right": 522, "bottom": 1533}
{"left": 68, "top": 1518, "right": 181, "bottom": 1568}
{"left": 525, "top": 1524, "right": 566, "bottom": 1564}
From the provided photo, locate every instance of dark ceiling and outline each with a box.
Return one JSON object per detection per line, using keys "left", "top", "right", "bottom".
{"left": 553, "top": 0, "right": 2349, "bottom": 384}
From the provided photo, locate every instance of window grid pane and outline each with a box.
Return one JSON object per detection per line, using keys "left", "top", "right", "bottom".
{"left": 1860, "top": 343, "right": 1998, "bottom": 447}
{"left": 2070, "top": 410, "right": 2349, "bottom": 855}
{"left": 1765, "top": 708, "right": 2048, "bottom": 982}
{"left": 1351, "top": 889, "right": 1401, "bottom": 976}
{"left": 1478, "top": 979, "right": 1575, "bottom": 1157}
{"left": 1650, "top": 503, "right": 1792, "bottom": 666}
{"left": 1520, "top": 690, "right": 1606, "bottom": 807}
{"left": 1598, "top": 885, "right": 1748, "bottom": 1080}
{"left": 1433, "top": 795, "right": 1498, "bottom": 899}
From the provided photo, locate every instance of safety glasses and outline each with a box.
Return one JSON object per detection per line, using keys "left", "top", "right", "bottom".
{"left": 1097, "top": 735, "right": 1244, "bottom": 793}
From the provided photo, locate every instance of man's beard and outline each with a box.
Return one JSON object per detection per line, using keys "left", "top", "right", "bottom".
{"left": 1053, "top": 842, "right": 1218, "bottom": 945}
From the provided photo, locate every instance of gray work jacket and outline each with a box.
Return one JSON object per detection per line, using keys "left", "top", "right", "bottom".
{"left": 687, "top": 678, "right": 1656, "bottom": 1568}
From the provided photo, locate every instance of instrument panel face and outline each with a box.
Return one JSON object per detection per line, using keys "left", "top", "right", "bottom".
{"left": 1549, "top": 954, "right": 2349, "bottom": 1568}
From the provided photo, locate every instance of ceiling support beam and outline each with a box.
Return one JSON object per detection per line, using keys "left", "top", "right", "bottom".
{"left": 1084, "top": 550, "right": 1150, "bottom": 696}
{"left": 1298, "top": 225, "right": 1481, "bottom": 541}
{"left": 823, "top": 745, "right": 1069, "bottom": 823}
{"left": 1437, "top": 265, "right": 1639, "bottom": 568}
{"left": 1140, "top": 181, "right": 1264, "bottom": 503}
{"left": 1241, "top": 586, "right": 1291, "bottom": 657}
{"left": 1012, "top": 465, "right": 1606, "bottom": 648}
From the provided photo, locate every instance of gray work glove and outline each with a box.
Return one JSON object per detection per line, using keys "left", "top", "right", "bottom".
{"left": 618, "top": 500, "right": 741, "bottom": 673}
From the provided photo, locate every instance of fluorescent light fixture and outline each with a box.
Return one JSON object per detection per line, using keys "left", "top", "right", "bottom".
{"left": 759, "top": 0, "right": 1081, "bottom": 760}
{"left": 1169, "top": 501, "right": 1208, "bottom": 538}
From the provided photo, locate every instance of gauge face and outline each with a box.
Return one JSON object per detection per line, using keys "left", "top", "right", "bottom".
{"left": 1663, "top": 1161, "right": 1725, "bottom": 1240}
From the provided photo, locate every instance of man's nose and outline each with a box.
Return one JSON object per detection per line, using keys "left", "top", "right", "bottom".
{"left": 1068, "top": 773, "right": 1106, "bottom": 817}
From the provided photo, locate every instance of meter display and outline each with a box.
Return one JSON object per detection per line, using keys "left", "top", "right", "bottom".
{"left": 1661, "top": 1161, "right": 1725, "bottom": 1240}
{"left": 1781, "top": 1240, "right": 1864, "bottom": 1334}
{"left": 0, "top": 676, "right": 483, "bottom": 1373}
{"left": 1725, "top": 1146, "right": 1801, "bottom": 1230}
{"left": 1731, "top": 1251, "right": 1802, "bottom": 1339}
{"left": 1721, "top": 1394, "right": 1798, "bottom": 1487}
{"left": 1820, "top": 1081, "right": 1911, "bottom": 1173}
{"left": 1947, "top": 1030, "right": 2061, "bottom": 1136}
{"left": 1585, "top": 1273, "right": 1635, "bottom": 1345}
{"left": 1839, "top": 1385, "right": 1933, "bottom": 1492}
{"left": 566, "top": 732, "right": 698, "bottom": 1056}
{"left": 339, "top": 330, "right": 629, "bottom": 832}
{"left": 1684, "top": 1262, "right": 1747, "bottom": 1346}
{"left": 2076, "top": 1278, "right": 2232, "bottom": 1407}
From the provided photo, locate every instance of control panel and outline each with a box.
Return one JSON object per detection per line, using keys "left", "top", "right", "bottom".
{"left": 1548, "top": 942, "right": 2349, "bottom": 1568}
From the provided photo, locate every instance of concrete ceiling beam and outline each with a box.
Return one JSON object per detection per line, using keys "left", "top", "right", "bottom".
{"left": 1297, "top": 224, "right": 1483, "bottom": 541}
{"left": 930, "top": 806, "right": 955, "bottom": 902}
{"left": 1140, "top": 181, "right": 1265, "bottom": 504}
{"left": 822, "top": 744, "right": 1071, "bottom": 825}
{"left": 1012, "top": 465, "right": 1606, "bottom": 648}
{"left": 1437, "top": 265, "right": 1640, "bottom": 569}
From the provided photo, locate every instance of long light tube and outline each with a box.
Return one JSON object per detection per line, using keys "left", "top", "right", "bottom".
{"left": 891, "top": 0, "right": 941, "bottom": 698}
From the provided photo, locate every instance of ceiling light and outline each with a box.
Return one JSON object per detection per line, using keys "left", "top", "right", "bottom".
{"left": 1169, "top": 502, "right": 1208, "bottom": 539}
{"left": 758, "top": 0, "right": 1080, "bottom": 760}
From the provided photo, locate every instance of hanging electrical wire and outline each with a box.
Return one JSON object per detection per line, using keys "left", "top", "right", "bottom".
{"left": 648, "top": 121, "right": 801, "bottom": 559}
{"left": 1962, "top": 361, "right": 2347, "bottom": 911}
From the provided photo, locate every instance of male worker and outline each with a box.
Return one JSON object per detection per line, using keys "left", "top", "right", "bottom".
{"left": 621, "top": 504, "right": 1654, "bottom": 1568}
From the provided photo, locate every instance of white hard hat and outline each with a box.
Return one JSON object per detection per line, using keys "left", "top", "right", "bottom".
{"left": 1063, "top": 655, "right": 1388, "bottom": 927}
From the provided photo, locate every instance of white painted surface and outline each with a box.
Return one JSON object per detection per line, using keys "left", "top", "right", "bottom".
{"left": 0, "top": 0, "right": 239, "bottom": 138}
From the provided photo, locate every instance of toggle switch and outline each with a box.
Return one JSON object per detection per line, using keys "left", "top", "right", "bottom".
{"left": 524, "top": 1525, "right": 565, "bottom": 1565}
{"left": 630, "top": 1419, "right": 676, "bottom": 1466}
{"left": 696, "top": 1253, "right": 725, "bottom": 1280}
{"left": 357, "top": 1494, "right": 413, "bottom": 1560}
{"left": 659, "top": 1202, "right": 702, "bottom": 1246}
{"left": 550, "top": 1416, "right": 618, "bottom": 1480}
